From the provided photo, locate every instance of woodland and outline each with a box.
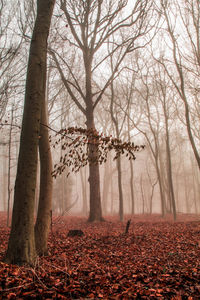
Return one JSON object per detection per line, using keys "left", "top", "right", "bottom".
{"left": 0, "top": 0, "right": 200, "bottom": 298}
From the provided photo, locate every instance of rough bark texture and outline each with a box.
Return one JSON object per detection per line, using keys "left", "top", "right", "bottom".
{"left": 85, "top": 60, "right": 103, "bottom": 222}
{"left": 87, "top": 117, "right": 103, "bottom": 222}
{"left": 4, "top": 0, "right": 55, "bottom": 265}
{"left": 35, "top": 97, "right": 53, "bottom": 256}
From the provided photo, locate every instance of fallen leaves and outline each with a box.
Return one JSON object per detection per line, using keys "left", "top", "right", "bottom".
{"left": 0, "top": 213, "right": 200, "bottom": 299}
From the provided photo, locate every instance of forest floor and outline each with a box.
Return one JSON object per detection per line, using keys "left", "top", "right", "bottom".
{"left": 0, "top": 213, "right": 200, "bottom": 299}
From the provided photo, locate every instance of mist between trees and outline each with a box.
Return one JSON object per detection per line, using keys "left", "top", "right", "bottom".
{"left": 0, "top": 0, "right": 200, "bottom": 264}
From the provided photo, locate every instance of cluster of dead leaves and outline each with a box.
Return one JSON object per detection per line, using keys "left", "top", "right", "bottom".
{"left": 51, "top": 127, "right": 144, "bottom": 178}
{"left": 0, "top": 213, "right": 200, "bottom": 299}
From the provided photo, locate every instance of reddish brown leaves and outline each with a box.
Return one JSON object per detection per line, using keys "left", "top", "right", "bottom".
{"left": 0, "top": 213, "right": 200, "bottom": 298}
{"left": 51, "top": 127, "right": 144, "bottom": 178}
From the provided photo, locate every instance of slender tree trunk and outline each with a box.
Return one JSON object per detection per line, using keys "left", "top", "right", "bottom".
{"left": 140, "top": 175, "right": 145, "bottom": 214}
{"left": 129, "top": 160, "right": 135, "bottom": 215}
{"left": 127, "top": 111, "right": 135, "bottom": 215}
{"left": 149, "top": 178, "right": 157, "bottom": 215}
{"left": 116, "top": 156, "right": 124, "bottom": 221}
{"left": 102, "top": 160, "right": 117, "bottom": 215}
{"left": 183, "top": 167, "right": 190, "bottom": 213}
{"left": 4, "top": 0, "right": 55, "bottom": 265}
{"left": 155, "top": 158, "right": 165, "bottom": 217}
{"left": 102, "top": 162, "right": 109, "bottom": 215}
{"left": 165, "top": 115, "right": 176, "bottom": 220}
{"left": 110, "top": 155, "right": 114, "bottom": 215}
{"left": 109, "top": 76, "right": 124, "bottom": 221}
{"left": 34, "top": 97, "right": 53, "bottom": 256}
{"left": 158, "top": 147, "right": 170, "bottom": 213}
{"left": 80, "top": 167, "right": 88, "bottom": 216}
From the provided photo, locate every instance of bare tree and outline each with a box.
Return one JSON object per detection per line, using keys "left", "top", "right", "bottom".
{"left": 5, "top": 0, "right": 55, "bottom": 265}
{"left": 49, "top": 0, "right": 153, "bottom": 221}
{"left": 155, "top": 0, "right": 200, "bottom": 170}
{"left": 109, "top": 80, "right": 127, "bottom": 221}
{"left": 0, "top": 0, "right": 22, "bottom": 121}
{"left": 152, "top": 66, "right": 177, "bottom": 219}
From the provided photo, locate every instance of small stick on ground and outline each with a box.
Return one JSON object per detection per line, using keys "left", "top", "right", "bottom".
{"left": 125, "top": 219, "right": 131, "bottom": 234}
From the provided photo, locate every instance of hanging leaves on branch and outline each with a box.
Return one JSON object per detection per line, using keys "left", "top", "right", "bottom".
{"left": 51, "top": 126, "right": 145, "bottom": 179}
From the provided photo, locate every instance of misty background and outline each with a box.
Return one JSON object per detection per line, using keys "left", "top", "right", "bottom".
{"left": 0, "top": 0, "right": 200, "bottom": 219}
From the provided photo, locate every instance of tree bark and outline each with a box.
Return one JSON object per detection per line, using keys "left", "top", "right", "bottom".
{"left": 85, "top": 57, "right": 103, "bottom": 222}
{"left": 155, "top": 155, "right": 165, "bottom": 217}
{"left": 127, "top": 116, "right": 135, "bottom": 215}
{"left": 116, "top": 156, "right": 124, "bottom": 221}
{"left": 7, "top": 105, "right": 14, "bottom": 227}
{"left": 164, "top": 107, "right": 176, "bottom": 220}
{"left": 80, "top": 167, "right": 88, "bottom": 216}
{"left": 4, "top": 0, "right": 55, "bottom": 265}
{"left": 34, "top": 97, "right": 53, "bottom": 256}
{"left": 87, "top": 116, "right": 103, "bottom": 222}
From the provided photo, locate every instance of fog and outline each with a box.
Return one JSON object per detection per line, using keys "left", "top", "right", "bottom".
{"left": 0, "top": 0, "right": 200, "bottom": 222}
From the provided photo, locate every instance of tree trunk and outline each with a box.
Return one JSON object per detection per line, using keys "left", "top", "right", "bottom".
{"left": 34, "top": 96, "right": 53, "bottom": 256}
{"left": 116, "top": 156, "right": 124, "bottom": 221}
{"left": 130, "top": 157, "right": 135, "bottom": 215}
{"left": 109, "top": 76, "right": 124, "bottom": 221}
{"left": 86, "top": 118, "right": 103, "bottom": 221}
{"left": 140, "top": 175, "right": 145, "bottom": 214}
{"left": 2, "top": 143, "right": 7, "bottom": 212}
{"left": 102, "top": 162, "right": 109, "bottom": 215}
{"left": 102, "top": 161, "right": 116, "bottom": 215}
{"left": 85, "top": 61, "right": 103, "bottom": 222}
{"left": 7, "top": 105, "right": 14, "bottom": 227}
{"left": 158, "top": 147, "right": 170, "bottom": 213}
{"left": 127, "top": 110, "right": 135, "bottom": 215}
{"left": 80, "top": 167, "right": 88, "bottom": 216}
{"left": 155, "top": 157, "right": 165, "bottom": 217}
{"left": 165, "top": 115, "right": 176, "bottom": 220}
{"left": 4, "top": 0, "right": 55, "bottom": 265}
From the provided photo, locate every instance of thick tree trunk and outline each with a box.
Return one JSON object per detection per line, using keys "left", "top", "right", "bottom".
{"left": 86, "top": 109, "right": 103, "bottom": 222}
{"left": 2, "top": 144, "right": 7, "bottom": 212}
{"left": 85, "top": 57, "right": 103, "bottom": 222}
{"left": 7, "top": 105, "right": 14, "bottom": 227}
{"left": 88, "top": 159, "right": 103, "bottom": 222}
{"left": 34, "top": 97, "right": 53, "bottom": 256}
{"left": 87, "top": 131, "right": 103, "bottom": 221}
{"left": 4, "top": 0, "right": 55, "bottom": 265}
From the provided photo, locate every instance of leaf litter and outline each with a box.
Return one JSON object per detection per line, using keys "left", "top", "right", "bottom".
{"left": 0, "top": 213, "right": 200, "bottom": 299}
